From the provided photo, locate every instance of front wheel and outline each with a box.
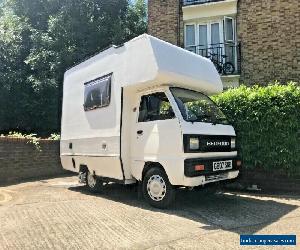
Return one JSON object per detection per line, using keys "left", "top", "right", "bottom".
{"left": 86, "top": 171, "right": 103, "bottom": 193}
{"left": 142, "top": 167, "right": 175, "bottom": 209}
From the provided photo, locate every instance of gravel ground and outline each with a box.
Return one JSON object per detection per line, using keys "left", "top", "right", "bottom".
{"left": 0, "top": 176, "right": 299, "bottom": 250}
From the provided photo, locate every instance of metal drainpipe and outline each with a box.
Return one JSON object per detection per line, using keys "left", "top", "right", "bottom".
{"left": 177, "top": 0, "right": 182, "bottom": 47}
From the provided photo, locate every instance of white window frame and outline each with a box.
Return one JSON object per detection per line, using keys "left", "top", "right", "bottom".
{"left": 223, "top": 16, "right": 235, "bottom": 43}
{"left": 184, "top": 17, "right": 237, "bottom": 46}
{"left": 185, "top": 19, "right": 225, "bottom": 49}
{"left": 184, "top": 23, "right": 196, "bottom": 47}
{"left": 198, "top": 23, "right": 208, "bottom": 46}
{"left": 209, "top": 21, "right": 223, "bottom": 46}
{"left": 184, "top": 17, "right": 239, "bottom": 74}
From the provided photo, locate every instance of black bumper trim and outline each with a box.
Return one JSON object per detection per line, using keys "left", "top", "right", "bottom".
{"left": 184, "top": 157, "right": 239, "bottom": 177}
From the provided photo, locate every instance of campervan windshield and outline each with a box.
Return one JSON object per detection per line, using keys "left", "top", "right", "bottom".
{"left": 170, "top": 87, "right": 229, "bottom": 125}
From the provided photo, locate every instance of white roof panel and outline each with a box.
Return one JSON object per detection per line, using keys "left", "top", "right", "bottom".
{"left": 66, "top": 34, "right": 223, "bottom": 95}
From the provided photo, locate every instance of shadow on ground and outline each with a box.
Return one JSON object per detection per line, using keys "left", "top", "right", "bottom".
{"left": 0, "top": 173, "right": 76, "bottom": 188}
{"left": 69, "top": 183, "right": 298, "bottom": 235}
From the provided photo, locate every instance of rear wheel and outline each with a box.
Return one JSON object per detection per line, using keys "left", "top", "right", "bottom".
{"left": 142, "top": 167, "right": 175, "bottom": 209}
{"left": 213, "top": 62, "right": 223, "bottom": 74}
{"left": 223, "top": 62, "right": 235, "bottom": 75}
{"left": 86, "top": 171, "right": 103, "bottom": 193}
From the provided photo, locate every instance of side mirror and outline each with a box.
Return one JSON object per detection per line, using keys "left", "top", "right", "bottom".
{"left": 167, "top": 108, "right": 175, "bottom": 119}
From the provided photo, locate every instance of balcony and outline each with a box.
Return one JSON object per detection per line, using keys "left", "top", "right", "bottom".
{"left": 185, "top": 43, "right": 241, "bottom": 75}
{"left": 182, "top": 0, "right": 225, "bottom": 6}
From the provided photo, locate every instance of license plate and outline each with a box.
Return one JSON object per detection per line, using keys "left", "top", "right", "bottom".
{"left": 213, "top": 160, "right": 233, "bottom": 171}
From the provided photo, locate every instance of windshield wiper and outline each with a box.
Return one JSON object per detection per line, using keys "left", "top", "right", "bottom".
{"left": 211, "top": 117, "right": 229, "bottom": 125}
{"left": 189, "top": 114, "right": 211, "bottom": 123}
{"left": 189, "top": 115, "right": 228, "bottom": 125}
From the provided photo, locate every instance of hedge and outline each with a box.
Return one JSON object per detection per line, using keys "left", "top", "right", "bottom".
{"left": 213, "top": 83, "right": 300, "bottom": 177}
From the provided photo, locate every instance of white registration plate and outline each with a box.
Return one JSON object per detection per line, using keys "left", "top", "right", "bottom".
{"left": 213, "top": 160, "right": 233, "bottom": 171}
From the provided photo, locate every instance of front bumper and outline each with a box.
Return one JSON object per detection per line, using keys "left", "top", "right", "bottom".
{"left": 184, "top": 157, "right": 240, "bottom": 177}
{"left": 183, "top": 170, "right": 239, "bottom": 187}
{"left": 182, "top": 156, "right": 240, "bottom": 187}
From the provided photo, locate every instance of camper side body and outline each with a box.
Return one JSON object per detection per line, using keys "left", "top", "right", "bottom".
{"left": 61, "top": 48, "right": 127, "bottom": 183}
{"left": 61, "top": 35, "right": 240, "bottom": 208}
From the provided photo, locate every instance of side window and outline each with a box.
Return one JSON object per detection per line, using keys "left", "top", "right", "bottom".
{"left": 84, "top": 74, "right": 112, "bottom": 111}
{"left": 138, "top": 92, "right": 175, "bottom": 122}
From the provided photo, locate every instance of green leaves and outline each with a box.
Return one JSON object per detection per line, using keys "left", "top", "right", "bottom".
{"left": 213, "top": 82, "right": 300, "bottom": 177}
{"left": 0, "top": 0, "right": 147, "bottom": 135}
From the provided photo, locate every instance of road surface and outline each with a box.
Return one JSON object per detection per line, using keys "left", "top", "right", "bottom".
{"left": 0, "top": 176, "right": 299, "bottom": 249}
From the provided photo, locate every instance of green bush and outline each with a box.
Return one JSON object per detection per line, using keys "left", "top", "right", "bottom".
{"left": 213, "top": 83, "right": 300, "bottom": 177}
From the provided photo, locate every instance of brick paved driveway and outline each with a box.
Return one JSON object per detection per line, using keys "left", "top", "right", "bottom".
{"left": 0, "top": 176, "right": 299, "bottom": 249}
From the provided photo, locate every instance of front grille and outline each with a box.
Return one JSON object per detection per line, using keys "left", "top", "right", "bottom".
{"left": 183, "top": 134, "right": 234, "bottom": 153}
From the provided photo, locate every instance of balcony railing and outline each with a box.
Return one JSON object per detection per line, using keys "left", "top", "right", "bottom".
{"left": 185, "top": 43, "right": 241, "bottom": 75}
{"left": 182, "top": 0, "right": 225, "bottom": 6}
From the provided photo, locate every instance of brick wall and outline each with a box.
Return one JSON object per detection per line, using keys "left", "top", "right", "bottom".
{"left": 235, "top": 168, "right": 300, "bottom": 194}
{"left": 0, "top": 137, "right": 65, "bottom": 184}
{"left": 148, "top": 0, "right": 183, "bottom": 46}
{"left": 237, "top": 0, "right": 300, "bottom": 85}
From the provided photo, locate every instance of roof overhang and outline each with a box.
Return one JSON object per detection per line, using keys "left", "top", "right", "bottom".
{"left": 183, "top": 0, "right": 238, "bottom": 21}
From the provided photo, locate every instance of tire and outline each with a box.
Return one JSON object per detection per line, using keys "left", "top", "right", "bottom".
{"left": 216, "top": 64, "right": 223, "bottom": 74}
{"left": 213, "top": 62, "right": 223, "bottom": 74}
{"left": 86, "top": 171, "right": 103, "bottom": 193}
{"left": 142, "top": 167, "right": 175, "bottom": 209}
{"left": 223, "top": 62, "right": 235, "bottom": 75}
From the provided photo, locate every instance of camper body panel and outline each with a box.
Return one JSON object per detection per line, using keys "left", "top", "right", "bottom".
{"left": 60, "top": 49, "right": 125, "bottom": 180}
{"left": 61, "top": 155, "right": 123, "bottom": 180}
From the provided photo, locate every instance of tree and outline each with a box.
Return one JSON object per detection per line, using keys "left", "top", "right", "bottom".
{"left": 125, "top": 0, "right": 147, "bottom": 40}
{"left": 0, "top": 0, "right": 147, "bottom": 134}
{"left": 0, "top": 9, "right": 33, "bottom": 131}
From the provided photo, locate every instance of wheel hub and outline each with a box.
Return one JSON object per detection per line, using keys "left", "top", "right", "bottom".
{"left": 147, "top": 175, "right": 166, "bottom": 201}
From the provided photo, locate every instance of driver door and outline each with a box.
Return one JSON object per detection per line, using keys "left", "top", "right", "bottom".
{"left": 131, "top": 91, "right": 182, "bottom": 163}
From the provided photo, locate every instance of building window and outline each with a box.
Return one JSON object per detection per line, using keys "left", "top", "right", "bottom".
{"left": 83, "top": 74, "right": 112, "bottom": 111}
{"left": 185, "top": 24, "right": 196, "bottom": 53}
{"left": 199, "top": 24, "right": 207, "bottom": 46}
{"left": 138, "top": 92, "right": 175, "bottom": 122}
{"left": 184, "top": 18, "right": 239, "bottom": 75}
{"left": 224, "top": 17, "right": 234, "bottom": 42}
{"left": 211, "top": 23, "right": 220, "bottom": 45}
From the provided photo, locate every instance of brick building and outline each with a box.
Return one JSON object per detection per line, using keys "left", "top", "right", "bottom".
{"left": 148, "top": 0, "right": 300, "bottom": 87}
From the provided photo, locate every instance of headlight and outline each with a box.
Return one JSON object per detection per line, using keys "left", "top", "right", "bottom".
{"left": 231, "top": 137, "right": 236, "bottom": 149}
{"left": 189, "top": 137, "right": 199, "bottom": 150}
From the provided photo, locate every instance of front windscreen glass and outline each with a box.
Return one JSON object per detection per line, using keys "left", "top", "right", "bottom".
{"left": 170, "top": 87, "right": 229, "bottom": 125}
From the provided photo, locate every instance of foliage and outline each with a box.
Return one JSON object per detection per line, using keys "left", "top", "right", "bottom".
{"left": 213, "top": 82, "right": 300, "bottom": 176}
{"left": 125, "top": 0, "right": 147, "bottom": 40}
{"left": 1, "top": 131, "right": 61, "bottom": 151}
{"left": 0, "top": 0, "right": 147, "bottom": 135}
{"left": 2, "top": 131, "right": 42, "bottom": 150}
{"left": 48, "top": 133, "right": 60, "bottom": 140}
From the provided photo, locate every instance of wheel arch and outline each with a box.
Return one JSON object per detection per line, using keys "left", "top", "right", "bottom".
{"left": 79, "top": 164, "right": 88, "bottom": 173}
{"left": 142, "top": 162, "right": 166, "bottom": 181}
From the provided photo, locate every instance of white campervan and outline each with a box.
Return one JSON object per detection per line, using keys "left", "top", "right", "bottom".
{"left": 61, "top": 34, "right": 241, "bottom": 208}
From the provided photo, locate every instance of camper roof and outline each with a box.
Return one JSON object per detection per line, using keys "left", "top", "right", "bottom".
{"left": 65, "top": 34, "right": 223, "bottom": 95}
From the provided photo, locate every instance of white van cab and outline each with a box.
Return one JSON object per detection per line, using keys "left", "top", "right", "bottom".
{"left": 61, "top": 34, "right": 240, "bottom": 208}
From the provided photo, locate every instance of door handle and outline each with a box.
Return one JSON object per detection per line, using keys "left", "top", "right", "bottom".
{"left": 137, "top": 130, "right": 143, "bottom": 135}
